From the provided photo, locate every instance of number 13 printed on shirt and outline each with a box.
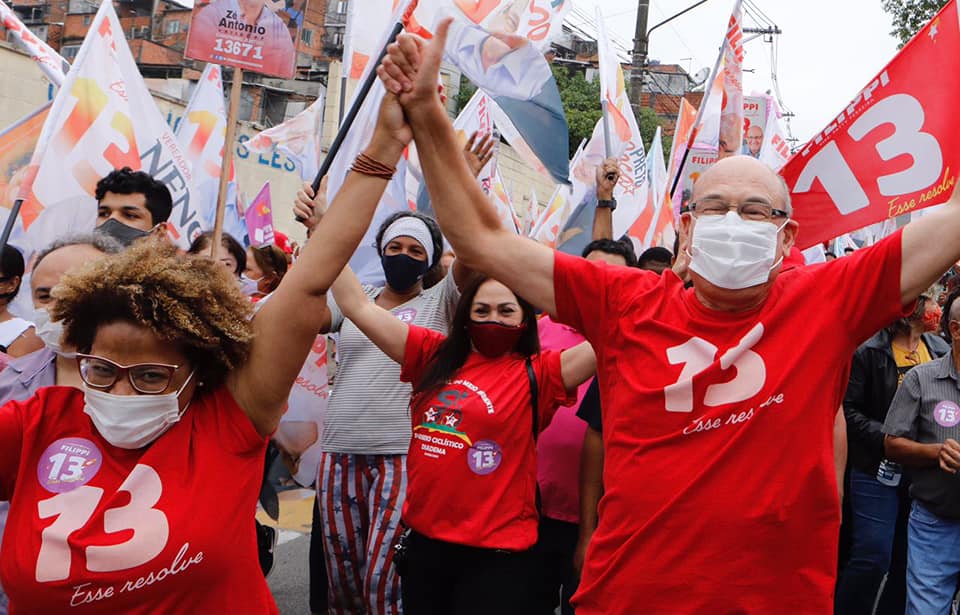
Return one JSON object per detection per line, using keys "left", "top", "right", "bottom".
{"left": 36, "top": 465, "right": 169, "bottom": 582}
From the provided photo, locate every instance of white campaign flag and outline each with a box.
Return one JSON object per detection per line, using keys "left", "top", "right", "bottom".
{"left": 328, "top": 2, "right": 412, "bottom": 286}
{"left": 641, "top": 126, "right": 668, "bottom": 248}
{"left": 595, "top": 9, "right": 647, "bottom": 236}
{"left": 0, "top": 1, "right": 69, "bottom": 86}
{"left": 524, "top": 185, "right": 540, "bottom": 236}
{"left": 490, "top": 164, "right": 520, "bottom": 233}
{"left": 248, "top": 89, "right": 326, "bottom": 181}
{"left": 530, "top": 185, "right": 570, "bottom": 247}
{"left": 758, "top": 95, "right": 791, "bottom": 172}
{"left": 409, "top": 88, "right": 496, "bottom": 199}
{"left": 17, "top": 0, "right": 194, "bottom": 254}
{"left": 175, "top": 63, "right": 247, "bottom": 245}
{"left": 693, "top": 0, "right": 744, "bottom": 154}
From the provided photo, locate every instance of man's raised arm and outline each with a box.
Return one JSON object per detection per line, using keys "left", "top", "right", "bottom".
{"left": 900, "top": 185, "right": 960, "bottom": 304}
{"left": 378, "top": 19, "right": 558, "bottom": 315}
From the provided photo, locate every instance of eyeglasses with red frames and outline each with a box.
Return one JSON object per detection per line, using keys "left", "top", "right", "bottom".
{"left": 76, "top": 354, "right": 184, "bottom": 394}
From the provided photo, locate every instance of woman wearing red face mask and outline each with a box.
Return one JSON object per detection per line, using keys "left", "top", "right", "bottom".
{"left": 329, "top": 269, "right": 595, "bottom": 614}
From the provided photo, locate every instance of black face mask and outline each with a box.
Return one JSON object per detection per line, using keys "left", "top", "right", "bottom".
{"left": 96, "top": 218, "right": 151, "bottom": 247}
{"left": 381, "top": 253, "right": 429, "bottom": 291}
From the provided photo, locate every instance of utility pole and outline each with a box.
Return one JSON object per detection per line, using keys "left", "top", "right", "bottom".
{"left": 629, "top": 0, "right": 713, "bottom": 118}
{"left": 741, "top": 26, "right": 782, "bottom": 43}
{"left": 629, "top": 0, "right": 650, "bottom": 117}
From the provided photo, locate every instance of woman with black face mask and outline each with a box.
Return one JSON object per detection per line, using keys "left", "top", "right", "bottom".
{"left": 291, "top": 134, "right": 493, "bottom": 613}
{"left": 329, "top": 268, "right": 596, "bottom": 615}
{"left": 287, "top": 205, "right": 469, "bottom": 612}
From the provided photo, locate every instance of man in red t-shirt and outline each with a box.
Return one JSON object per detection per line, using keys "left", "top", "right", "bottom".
{"left": 375, "top": 21, "right": 960, "bottom": 613}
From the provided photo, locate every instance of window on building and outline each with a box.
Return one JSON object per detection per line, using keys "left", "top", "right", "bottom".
{"left": 337, "top": 1, "right": 346, "bottom": 14}
{"left": 332, "top": 30, "right": 343, "bottom": 46}
{"left": 300, "top": 28, "right": 313, "bottom": 45}
{"left": 61, "top": 44, "right": 81, "bottom": 60}
{"left": 82, "top": 14, "right": 91, "bottom": 25}
{"left": 165, "top": 20, "right": 180, "bottom": 34}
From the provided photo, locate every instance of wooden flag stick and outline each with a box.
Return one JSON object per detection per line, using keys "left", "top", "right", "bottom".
{"left": 211, "top": 65, "right": 243, "bottom": 257}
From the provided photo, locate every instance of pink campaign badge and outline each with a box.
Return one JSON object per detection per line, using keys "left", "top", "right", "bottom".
{"left": 37, "top": 438, "right": 103, "bottom": 493}
{"left": 934, "top": 401, "right": 960, "bottom": 428}
{"left": 394, "top": 308, "right": 418, "bottom": 324}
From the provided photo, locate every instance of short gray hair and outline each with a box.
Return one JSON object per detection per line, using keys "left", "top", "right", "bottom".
{"left": 33, "top": 233, "right": 123, "bottom": 271}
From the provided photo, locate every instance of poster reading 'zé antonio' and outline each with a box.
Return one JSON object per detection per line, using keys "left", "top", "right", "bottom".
{"left": 185, "top": 0, "right": 306, "bottom": 79}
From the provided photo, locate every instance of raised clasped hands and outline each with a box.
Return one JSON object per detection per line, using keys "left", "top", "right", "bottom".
{"left": 377, "top": 17, "right": 454, "bottom": 113}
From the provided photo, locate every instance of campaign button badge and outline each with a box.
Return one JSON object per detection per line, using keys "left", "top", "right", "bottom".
{"left": 934, "top": 401, "right": 960, "bottom": 428}
{"left": 37, "top": 438, "right": 103, "bottom": 493}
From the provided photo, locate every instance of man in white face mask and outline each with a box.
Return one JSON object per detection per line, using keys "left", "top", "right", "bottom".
{"left": 679, "top": 157, "right": 798, "bottom": 307}
{"left": 0, "top": 234, "right": 121, "bottom": 401}
{"left": 0, "top": 233, "right": 120, "bottom": 615}
{"left": 375, "top": 25, "right": 960, "bottom": 613}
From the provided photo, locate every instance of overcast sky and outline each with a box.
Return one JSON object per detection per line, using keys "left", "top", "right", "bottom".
{"left": 569, "top": 0, "right": 902, "bottom": 144}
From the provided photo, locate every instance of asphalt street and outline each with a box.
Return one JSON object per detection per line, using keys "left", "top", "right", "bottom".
{"left": 268, "top": 532, "right": 313, "bottom": 615}
{"left": 260, "top": 487, "right": 316, "bottom": 615}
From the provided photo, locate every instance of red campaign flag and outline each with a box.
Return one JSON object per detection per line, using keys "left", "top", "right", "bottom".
{"left": 782, "top": 0, "right": 960, "bottom": 249}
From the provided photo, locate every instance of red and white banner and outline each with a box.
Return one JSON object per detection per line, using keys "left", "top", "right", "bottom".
{"left": 0, "top": 1, "right": 68, "bottom": 86}
{"left": 782, "top": 0, "right": 960, "bottom": 249}
{"left": 17, "top": 0, "right": 194, "bottom": 254}
{"left": 718, "top": 0, "right": 745, "bottom": 157}
{"left": 693, "top": 0, "right": 743, "bottom": 154}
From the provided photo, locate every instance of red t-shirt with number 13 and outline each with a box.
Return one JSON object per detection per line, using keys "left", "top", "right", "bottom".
{"left": 400, "top": 325, "right": 574, "bottom": 551}
{"left": 555, "top": 231, "right": 908, "bottom": 614}
{"left": 0, "top": 385, "right": 277, "bottom": 614}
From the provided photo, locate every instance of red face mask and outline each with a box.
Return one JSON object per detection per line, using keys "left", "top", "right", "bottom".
{"left": 467, "top": 320, "right": 526, "bottom": 358}
{"left": 923, "top": 306, "right": 943, "bottom": 332}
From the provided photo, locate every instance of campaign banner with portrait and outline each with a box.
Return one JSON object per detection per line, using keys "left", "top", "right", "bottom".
{"left": 184, "top": 0, "right": 305, "bottom": 79}
{"left": 741, "top": 95, "right": 768, "bottom": 159}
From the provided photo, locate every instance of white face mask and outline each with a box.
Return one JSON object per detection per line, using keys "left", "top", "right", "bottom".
{"left": 83, "top": 370, "right": 195, "bottom": 449}
{"left": 32, "top": 307, "right": 67, "bottom": 355}
{"left": 239, "top": 274, "right": 261, "bottom": 297}
{"left": 688, "top": 211, "right": 787, "bottom": 290}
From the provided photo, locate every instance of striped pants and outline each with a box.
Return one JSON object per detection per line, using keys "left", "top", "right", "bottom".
{"left": 319, "top": 453, "right": 406, "bottom": 615}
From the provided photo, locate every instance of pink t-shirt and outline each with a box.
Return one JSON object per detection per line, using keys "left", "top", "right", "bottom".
{"left": 536, "top": 317, "right": 591, "bottom": 523}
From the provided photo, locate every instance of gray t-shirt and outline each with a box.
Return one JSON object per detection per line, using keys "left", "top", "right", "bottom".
{"left": 884, "top": 354, "right": 960, "bottom": 519}
{"left": 321, "top": 270, "right": 460, "bottom": 454}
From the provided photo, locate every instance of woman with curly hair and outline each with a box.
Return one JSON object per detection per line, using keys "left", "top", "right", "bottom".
{"left": 0, "top": 92, "right": 412, "bottom": 614}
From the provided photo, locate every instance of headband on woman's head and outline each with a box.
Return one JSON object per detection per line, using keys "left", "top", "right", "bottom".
{"left": 379, "top": 217, "right": 435, "bottom": 264}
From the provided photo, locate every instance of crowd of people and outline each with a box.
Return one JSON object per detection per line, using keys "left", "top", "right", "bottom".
{"left": 0, "top": 18, "right": 959, "bottom": 615}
